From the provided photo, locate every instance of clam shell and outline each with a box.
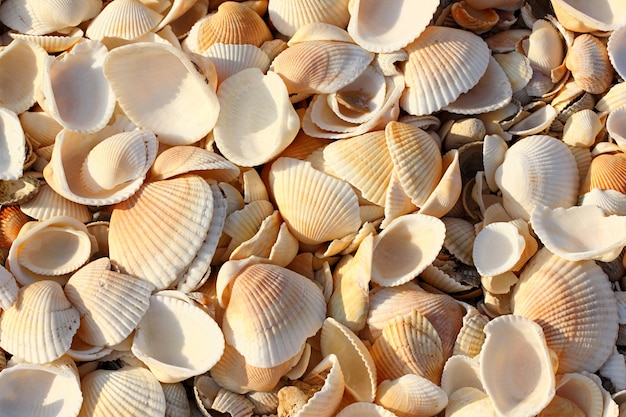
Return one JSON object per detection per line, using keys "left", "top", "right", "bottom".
{"left": 485, "top": 28, "right": 531, "bottom": 52}
{"left": 482, "top": 133, "right": 508, "bottom": 192}
{"left": 480, "top": 314, "right": 556, "bottom": 417}
{"left": 0, "top": 280, "right": 79, "bottom": 363}
{"left": 268, "top": 0, "right": 350, "bottom": 38}
{"left": 18, "top": 110, "right": 62, "bottom": 148}
{"left": 493, "top": 51, "right": 533, "bottom": 93}
{"left": 104, "top": 42, "right": 220, "bottom": 146}
{"left": 0, "top": 107, "right": 25, "bottom": 181}
{"left": 375, "top": 374, "right": 448, "bottom": 417}
{"left": 599, "top": 347, "right": 626, "bottom": 392}
{"left": 204, "top": 43, "right": 271, "bottom": 85}
{"left": 418, "top": 149, "right": 463, "bottom": 218}
{"left": 86, "top": 0, "right": 163, "bottom": 40}
{"left": 0, "top": 265, "right": 18, "bottom": 310}
{"left": 0, "top": 39, "right": 47, "bottom": 114}
{"left": 507, "top": 103, "right": 558, "bottom": 136}
{"left": 162, "top": 382, "right": 192, "bottom": 417}
{"left": 566, "top": 34, "right": 613, "bottom": 95}
{"left": 473, "top": 221, "right": 526, "bottom": 276}
{"left": 441, "top": 217, "right": 476, "bottom": 266}
{"left": 551, "top": 0, "right": 626, "bottom": 32}
{"left": 149, "top": 145, "right": 240, "bottom": 183}
{"left": 381, "top": 170, "right": 418, "bottom": 229}
{"left": 19, "top": 184, "right": 91, "bottom": 222}
{"left": 0, "top": 0, "right": 101, "bottom": 35}
{"left": 440, "top": 354, "right": 483, "bottom": 397}
{"left": 9, "top": 27, "right": 84, "bottom": 54}
{"left": 580, "top": 152, "right": 626, "bottom": 195}
{"left": 451, "top": 1, "right": 499, "bottom": 33}
{"left": 526, "top": 19, "right": 565, "bottom": 78}
{"left": 608, "top": 23, "right": 626, "bottom": 80}
{"left": 606, "top": 106, "right": 626, "bottom": 151}
{"left": 562, "top": 109, "right": 603, "bottom": 147}
{"left": 554, "top": 372, "right": 605, "bottom": 417}
{"left": 0, "top": 175, "right": 40, "bottom": 206}
{"left": 210, "top": 388, "right": 254, "bottom": 417}
{"left": 400, "top": 26, "right": 490, "bottom": 116}
{"left": 511, "top": 247, "right": 619, "bottom": 373}
{"left": 295, "top": 353, "right": 346, "bottom": 417}
{"left": 596, "top": 82, "right": 626, "bottom": 113}
{"left": 221, "top": 200, "right": 275, "bottom": 259}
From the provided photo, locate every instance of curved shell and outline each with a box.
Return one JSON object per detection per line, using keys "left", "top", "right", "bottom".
{"left": 446, "top": 387, "right": 497, "bottom": 416}
{"left": 608, "top": 23, "right": 626, "bottom": 80}
{"left": 0, "top": 0, "right": 101, "bottom": 35}
{"left": 20, "top": 184, "right": 91, "bottom": 222}
{"left": 551, "top": 0, "right": 626, "bottom": 32}
{"left": 149, "top": 146, "right": 240, "bottom": 183}
{"left": 296, "top": 353, "right": 346, "bottom": 417}
{"left": 418, "top": 149, "right": 463, "bottom": 218}
{"left": 473, "top": 221, "right": 526, "bottom": 276}
{"left": 555, "top": 372, "right": 605, "bottom": 417}
{"left": 562, "top": 109, "right": 603, "bottom": 147}
{"left": 335, "top": 402, "right": 398, "bottom": 417}
{"left": 526, "top": 19, "right": 564, "bottom": 78}
{"left": 596, "top": 82, "right": 626, "bottom": 113}
{"left": 268, "top": 0, "right": 350, "bottom": 38}
{"left": 0, "top": 39, "right": 47, "bottom": 114}
{"left": 580, "top": 188, "right": 626, "bottom": 216}
{"left": 493, "top": 51, "right": 532, "bottom": 93}
{"left": 511, "top": 247, "right": 619, "bottom": 373}
{"left": 606, "top": 105, "right": 626, "bottom": 151}
{"left": 440, "top": 354, "right": 483, "bottom": 397}
{"left": 0, "top": 175, "right": 40, "bottom": 206}
{"left": 0, "top": 265, "right": 18, "bottom": 310}
{"left": 86, "top": 0, "right": 163, "bottom": 40}
{"left": 103, "top": 42, "right": 220, "bottom": 146}
{"left": 0, "top": 107, "right": 25, "bottom": 181}
{"left": 507, "top": 104, "right": 558, "bottom": 136}
{"left": 204, "top": 43, "right": 271, "bottom": 85}
{"left": 581, "top": 152, "right": 626, "bottom": 195}
{"left": 0, "top": 280, "right": 79, "bottom": 364}
{"left": 441, "top": 217, "right": 476, "bottom": 266}
{"left": 214, "top": 69, "right": 300, "bottom": 167}
{"left": 566, "top": 34, "right": 613, "bottom": 95}
{"left": 400, "top": 26, "right": 490, "bottom": 116}
{"left": 162, "top": 382, "right": 192, "bottom": 417}
{"left": 9, "top": 27, "right": 84, "bottom": 53}
{"left": 375, "top": 374, "right": 448, "bottom": 417}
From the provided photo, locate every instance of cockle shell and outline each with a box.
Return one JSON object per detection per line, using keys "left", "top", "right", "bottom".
{"left": 566, "top": 34, "right": 613, "bottom": 95}
{"left": 19, "top": 184, "right": 91, "bottom": 222}
{"left": 473, "top": 221, "right": 526, "bottom": 276}
{"left": 268, "top": 0, "right": 350, "bottom": 38}
{"left": 507, "top": 104, "right": 557, "bottom": 136}
{"left": 0, "top": 107, "right": 25, "bottom": 181}
{"left": 554, "top": 372, "right": 605, "bottom": 417}
{"left": 606, "top": 106, "right": 626, "bottom": 151}
{"left": 493, "top": 51, "right": 533, "bottom": 93}
{"left": 203, "top": 43, "right": 271, "bottom": 85}
{"left": 608, "top": 23, "right": 626, "bottom": 80}
{"left": 580, "top": 152, "right": 626, "bottom": 195}
{"left": 103, "top": 42, "right": 220, "bottom": 146}
{"left": 440, "top": 354, "right": 483, "bottom": 397}
{"left": 208, "top": 388, "right": 255, "bottom": 417}
{"left": 0, "top": 0, "right": 101, "bottom": 35}
{"left": 418, "top": 149, "right": 463, "bottom": 218}
{"left": 562, "top": 108, "right": 603, "bottom": 147}
{"left": 149, "top": 145, "right": 240, "bottom": 183}
{"left": 375, "top": 374, "right": 448, "bottom": 417}
{"left": 526, "top": 19, "right": 564, "bottom": 78}
{"left": 551, "top": 0, "right": 626, "bottom": 32}
{"left": 451, "top": 1, "right": 500, "bottom": 33}
{"left": 161, "top": 382, "right": 192, "bottom": 417}
{"left": 0, "top": 40, "right": 47, "bottom": 114}
{"left": 0, "top": 264, "right": 18, "bottom": 310}
{"left": 597, "top": 82, "right": 626, "bottom": 113}
{"left": 86, "top": 0, "right": 163, "bottom": 40}
{"left": 9, "top": 27, "right": 84, "bottom": 54}
{"left": 445, "top": 387, "right": 497, "bottom": 416}
{"left": 0, "top": 280, "right": 79, "bottom": 363}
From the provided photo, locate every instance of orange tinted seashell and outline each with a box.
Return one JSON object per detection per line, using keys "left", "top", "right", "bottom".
{"left": 0, "top": 206, "right": 30, "bottom": 248}
{"left": 581, "top": 153, "right": 626, "bottom": 195}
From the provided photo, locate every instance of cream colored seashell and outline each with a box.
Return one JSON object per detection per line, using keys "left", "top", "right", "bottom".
{"left": 9, "top": 28, "right": 83, "bottom": 54}
{"left": 375, "top": 374, "right": 448, "bottom": 417}
{"left": 268, "top": 0, "right": 349, "bottom": 38}
{"left": 551, "top": 0, "right": 626, "bottom": 32}
{"left": 0, "top": 355, "right": 82, "bottom": 417}
{"left": 511, "top": 247, "right": 619, "bottom": 373}
{"left": 19, "top": 184, "right": 90, "bottom": 223}
{"left": 242, "top": 168, "right": 269, "bottom": 203}
{"left": 453, "top": 312, "right": 489, "bottom": 358}
{"left": 0, "top": 107, "right": 25, "bottom": 181}
{"left": 580, "top": 188, "right": 626, "bottom": 216}
{"left": 79, "top": 366, "right": 166, "bottom": 417}
{"left": 554, "top": 372, "right": 605, "bottom": 417}
{"left": 530, "top": 205, "right": 626, "bottom": 262}
{"left": 493, "top": 51, "right": 533, "bottom": 94}
{"left": 221, "top": 200, "right": 275, "bottom": 260}
{"left": 482, "top": 134, "right": 508, "bottom": 193}
{"left": 581, "top": 152, "right": 626, "bottom": 195}
{"left": 370, "top": 309, "right": 444, "bottom": 384}
{"left": 155, "top": 0, "right": 197, "bottom": 31}
{"left": 18, "top": 110, "right": 62, "bottom": 149}
{"left": 562, "top": 109, "right": 603, "bottom": 147}
{"left": 495, "top": 134, "right": 579, "bottom": 220}
{"left": 607, "top": 106, "right": 626, "bottom": 152}
{"left": 210, "top": 389, "right": 255, "bottom": 417}
{"left": 609, "top": 23, "right": 626, "bottom": 80}
{"left": 161, "top": 382, "right": 192, "bottom": 417}
{"left": 0, "top": 265, "right": 18, "bottom": 310}
{"left": 441, "top": 217, "right": 475, "bottom": 266}
{"left": 597, "top": 82, "right": 626, "bottom": 113}
{"left": 336, "top": 402, "right": 399, "bottom": 417}
{"left": 480, "top": 314, "right": 556, "bottom": 417}
{"left": 203, "top": 43, "right": 270, "bottom": 85}
{"left": 485, "top": 28, "right": 531, "bottom": 52}
{"left": 104, "top": 42, "right": 220, "bottom": 145}
{"left": 381, "top": 170, "right": 418, "bottom": 229}
{"left": 64, "top": 257, "right": 154, "bottom": 347}
{"left": 419, "top": 263, "right": 478, "bottom": 295}
{"left": 149, "top": 146, "right": 240, "bottom": 183}
{"left": 507, "top": 103, "right": 557, "bottom": 136}
{"left": 440, "top": 354, "right": 483, "bottom": 397}
{"left": 131, "top": 292, "right": 225, "bottom": 383}
{"left": 287, "top": 21, "right": 354, "bottom": 45}
{"left": 0, "top": 280, "right": 79, "bottom": 363}
{"left": 445, "top": 387, "right": 497, "bottom": 417}
{"left": 418, "top": 150, "right": 462, "bottom": 218}
{"left": 526, "top": 19, "right": 565, "bottom": 78}
{"left": 269, "top": 157, "right": 361, "bottom": 245}
{"left": 400, "top": 26, "right": 490, "bottom": 116}
{"left": 214, "top": 69, "right": 299, "bottom": 167}
{"left": 566, "top": 34, "right": 613, "bottom": 95}
{"left": 86, "top": 0, "right": 163, "bottom": 40}
{"left": 245, "top": 384, "right": 282, "bottom": 415}
{"left": 0, "top": 40, "right": 46, "bottom": 115}
{"left": 472, "top": 221, "right": 525, "bottom": 276}
{"left": 347, "top": 0, "right": 438, "bottom": 53}
{"left": 0, "top": 0, "right": 101, "bottom": 35}
{"left": 370, "top": 213, "right": 445, "bottom": 287}
{"left": 320, "top": 317, "right": 377, "bottom": 403}
{"left": 599, "top": 347, "right": 626, "bottom": 392}
{"left": 67, "top": 336, "right": 112, "bottom": 362}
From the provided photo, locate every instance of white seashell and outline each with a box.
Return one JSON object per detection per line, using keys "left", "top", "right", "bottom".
{"left": 104, "top": 42, "right": 220, "bottom": 146}
{"left": 210, "top": 388, "right": 255, "bottom": 417}
{"left": 440, "top": 354, "right": 483, "bottom": 397}
{"left": 562, "top": 108, "right": 603, "bottom": 147}
{"left": 203, "top": 43, "right": 271, "bottom": 85}
{"left": 375, "top": 374, "right": 448, "bottom": 417}
{"left": 381, "top": 170, "right": 418, "bottom": 229}
{"left": 288, "top": 21, "right": 356, "bottom": 45}
{"left": 18, "top": 110, "right": 62, "bottom": 148}
{"left": 493, "top": 51, "right": 533, "bottom": 93}
{"left": 551, "top": 0, "right": 626, "bottom": 32}
{"left": 155, "top": 0, "right": 198, "bottom": 32}
{"left": 607, "top": 106, "right": 626, "bottom": 152}
{"left": 214, "top": 69, "right": 300, "bottom": 167}
{"left": 268, "top": 0, "right": 350, "bottom": 38}
{"left": 86, "top": 0, "right": 163, "bottom": 40}
{"left": 507, "top": 104, "right": 557, "bottom": 136}
{"left": 555, "top": 372, "right": 605, "bottom": 417}
{"left": 0, "top": 265, "right": 18, "bottom": 310}
{"left": 20, "top": 184, "right": 91, "bottom": 223}
{"left": 294, "top": 353, "right": 346, "bottom": 417}
{"left": 580, "top": 188, "right": 626, "bottom": 216}
{"left": 526, "top": 19, "right": 565, "bottom": 78}
{"left": 418, "top": 149, "right": 463, "bottom": 219}
{"left": 473, "top": 221, "right": 526, "bottom": 276}
{"left": 162, "top": 382, "right": 192, "bottom": 417}
{"left": 0, "top": 40, "right": 47, "bottom": 114}
{"left": 0, "top": 107, "right": 25, "bottom": 181}
{"left": 148, "top": 145, "right": 240, "bottom": 183}
{"left": 530, "top": 205, "right": 626, "bottom": 262}
{"left": 597, "top": 82, "right": 626, "bottom": 113}
{"left": 445, "top": 387, "right": 498, "bottom": 416}
{"left": 335, "top": 402, "right": 398, "bottom": 417}
{"left": 599, "top": 348, "right": 626, "bottom": 392}
{"left": 608, "top": 23, "right": 626, "bottom": 80}
{"left": 0, "top": 0, "right": 101, "bottom": 35}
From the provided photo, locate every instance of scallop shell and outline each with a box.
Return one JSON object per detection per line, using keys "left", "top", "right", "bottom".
{"left": 268, "top": 0, "right": 350, "bottom": 38}
{"left": 400, "top": 26, "right": 490, "bottom": 116}
{"left": 0, "top": 107, "right": 25, "bottom": 181}
{"left": 526, "top": 19, "right": 565, "bottom": 78}
{"left": 494, "top": 134, "right": 579, "bottom": 220}
{"left": 580, "top": 152, "right": 626, "bottom": 195}
{"left": 0, "top": 280, "right": 79, "bottom": 363}
{"left": 566, "top": 34, "right": 613, "bottom": 95}
{"left": 149, "top": 145, "right": 240, "bottom": 183}
{"left": 19, "top": 184, "right": 91, "bottom": 223}
{"left": 80, "top": 366, "right": 166, "bottom": 417}
{"left": 203, "top": 43, "right": 271, "bottom": 85}
{"left": 86, "top": 0, "right": 163, "bottom": 40}
{"left": 511, "top": 247, "right": 619, "bottom": 373}
{"left": 606, "top": 106, "right": 626, "bottom": 151}
{"left": 480, "top": 314, "right": 556, "bottom": 417}
{"left": 608, "top": 23, "right": 626, "bottom": 80}
{"left": 551, "top": 0, "right": 626, "bottom": 32}
{"left": 473, "top": 221, "right": 526, "bottom": 276}
{"left": 9, "top": 27, "right": 83, "bottom": 54}
{"left": 562, "top": 109, "right": 603, "bottom": 147}
{"left": 161, "top": 382, "right": 192, "bottom": 417}
{"left": 0, "top": 0, "right": 101, "bottom": 35}
{"left": 375, "top": 374, "right": 448, "bottom": 417}
{"left": 103, "top": 42, "right": 220, "bottom": 146}
{"left": 18, "top": 110, "right": 62, "bottom": 149}
{"left": 441, "top": 217, "right": 476, "bottom": 266}
{"left": 0, "top": 265, "right": 18, "bottom": 310}
{"left": 0, "top": 39, "right": 47, "bottom": 115}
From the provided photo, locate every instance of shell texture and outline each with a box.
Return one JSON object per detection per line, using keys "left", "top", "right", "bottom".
{"left": 268, "top": 0, "right": 350, "bottom": 38}
{"left": 0, "top": 107, "right": 25, "bottom": 181}
{"left": 86, "top": 0, "right": 163, "bottom": 40}
{"left": 0, "top": 39, "right": 47, "bottom": 115}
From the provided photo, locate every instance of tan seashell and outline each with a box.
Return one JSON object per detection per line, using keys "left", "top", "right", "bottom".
{"left": 149, "top": 146, "right": 240, "bottom": 183}
{"left": 0, "top": 205, "right": 30, "bottom": 249}
{"left": 242, "top": 168, "right": 269, "bottom": 204}
{"left": 161, "top": 382, "right": 192, "bottom": 417}
{"left": 606, "top": 106, "right": 626, "bottom": 152}
{"left": 8, "top": 27, "right": 83, "bottom": 53}
{"left": 0, "top": 175, "right": 40, "bottom": 206}
{"left": 268, "top": 0, "right": 349, "bottom": 38}
{"left": 511, "top": 247, "right": 619, "bottom": 373}
{"left": 400, "top": 26, "right": 490, "bottom": 116}
{"left": 287, "top": 21, "right": 355, "bottom": 45}
{"left": 507, "top": 103, "right": 557, "bottom": 136}
{"left": 0, "top": 265, "right": 19, "bottom": 310}
{"left": 493, "top": 51, "right": 533, "bottom": 94}
{"left": 441, "top": 217, "right": 476, "bottom": 266}
{"left": 418, "top": 149, "right": 463, "bottom": 218}
{"left": 566, "top": 34, "right": 613, "bottom": 95}
{"left": 19, "top": 184, "right": 91, "bottom": 223}
{"left": 440, "top": 354, "right": 484, "bottom": 397}
{"left": 0, "top": 40, "right": 47, "bottom": 115}
{"left": 375, "top": 374, "right": 448, "bottom": 417}
{"left": 381, "top": 170, "right": 418, "bottom": 229}
{"left": 0, "top": 0, "right": 101, "bottom": 35}
{"left": 597, "top": 82, "right": 626, "bottom": 113}
{"left": 480, "top": 314, "right": 556, "bottom": 417}
{"left": 86, "top": 0, "right": 163, "bottom": 40}
{"left": 221, "top": 200, "right": 275, "bottom": 260}
{"left": 538, "top": 395, "right": 587, "bottom": 417}
{"left": 526, "top": 19, "right": 565, "bottom": 78}
{"left": 562, "top": 108, "right": 603, "bottom": 147}
{"left": 473, "top": 221, "right": 526, "bottom": 276}
{"left": 580, "top": 188, "right": 626, "bottom": 216}
{"left": 453, "top": 311, "right": 489, "bottom": 357}
{"left": 451, "top": 1, "right": 499, "bottom": 33}
{"left": 580, "top": 152, "right": 626, "bottom": 195}
{"left": 445, "top": 387, "right": 497, "bottom": 416}
{"left": 551, "top": 0, "right": 626, "bottom": 32}
{"left": 554, "top": 372, "right": 605, "bottom": 417}
{"left": 18, "top": 110, "right": 62, "bottom": 149}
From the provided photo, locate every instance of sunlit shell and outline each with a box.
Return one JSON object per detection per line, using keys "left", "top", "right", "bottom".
{"left": 11, "top": 28, "right": 85, "bottom": 54}
{"left": 0, "top": 107, "right": 25, "bottom": 181}
{"left": 268, "top": 0, "right": 350, "bottom": 38}
{"left": 375, "top": 374, "right": 448, "bottom": 417}
{"left": 0, "top": 39, "right": 47, "bottom": 114}
{"left": 451, "top": 1, "right": 499, "bottom": 33}
{"left": 0, "top": 0, "right": 101, "bottom": 35}
{"left": 526, "top": 19, "right": 564, "bottom": 78}
{"left": 19, "top": 184, "right": 91, "bottom": 222}
{"left": 440, "top": 354, "right": 483, "bottom": 397}
{"left": 566, "top": 34, "right": 613, "bottom": 95}
{"left": 562, "top": 109, "right": 603, "bottom": 148}
{"left": 453, "top": 309, "right": 489, "bottom": 357}
{"left": 400, "top": 26, "right": 490, "bottom": 116}
{"left": 221, "top": 200, "right": 275, "bottom": 260}
{"left": 441, "top": 217, "right": 475, "bottom": 266}
{"left": 507, "top": 104, "right": 557, "bottom": 136}
{"left": 473, "top": 221, "right": 526, "bottom": 276}
{"left": 485, "top": 28, "right": 530, "bottom": 52}
{"left": 86, "top": 0, "right": 163, "bottom": 40}
{"left": 580, "top": 188, "right": 626, "bottom": 216}
{"left": 511, "top": 247, "right": 619, "bottom": 373}
{"left": 418, "top": 149, "right": 463, "bottom": 218}
{"left": 596, "top": 82, "right": 626, "bottom": 113}
{"left": 606, "top": 106, "right": 626, "bottom": 151}
{"left": 104, "top": 42, "right": 220, "bottom": 146}
{"left": 608, "top": 23, "right": 626, "bottom": 80}
{"left": 580, "top": 152, "right": 626, "bottom": 194}
{"left": 554, "top": 372, "right": 605, "bottom": 417}
{"left": 149, "top": 146, "right": 239, "bottom": 183}
{"left": 18, "top": 110, "right": 62, "bottom": 149}
{"left": 551, "top": 0, "right": 626, "bottom": 32}
{"left": 493, "top": 51, "right": 532, "bottom": 93}
{"left": 446, "top": 387, "right": 497, "bottom": 416}
{"left": 203, "top": 43, "right": 271, "bottom": 85}
{"left": 0, "top": 265, "right": 18, "bottom": 310}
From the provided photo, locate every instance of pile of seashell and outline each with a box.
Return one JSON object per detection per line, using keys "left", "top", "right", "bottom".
{"left": 1, "top": 0, "right": 626, "bottom": 415}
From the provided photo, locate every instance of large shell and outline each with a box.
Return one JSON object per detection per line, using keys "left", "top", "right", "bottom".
{"left": 375, "top": 374, "right": 448, "bottom": 417}
{"left": 551, "top": 0, "right": 626, "bottom": 32}
{"left": 0, "top": 0, "right": 101, "bottom": 35}
{"left": 0, "top": 280, "right": 79, "bottom": 364}
{"left": 86, "top": 0, "right": 163, "bottom": 40}
{"left": 103, "top": 42, "right": 220, "bottom": 146}
{"left": 0, "top": 107, "right": 25, "bottom": 181}
{"left": 400, "top": 26, "right": 490, "bottom": 116}
{"left": 511, "top": 247, "right": 619, "bottom": 373}
{"left": 566, "top": 34, "right": 613, "bottom": 95}
{"left": 0, "top": 39, "right": 47, "bottom": 114}
{"left": 268, "top": 0, "right": 350, "bottom": 38}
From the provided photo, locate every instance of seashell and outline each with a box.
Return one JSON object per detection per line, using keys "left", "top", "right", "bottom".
{"left": 580, "top": 188, "right": 626, "bottom": 216}
{"left": 0, "top": 205, "right": 30, "bottom": 249}
{"left": 375, "top": 374, "right": 448, "bottom": 417}
{"left": 507, "top": 103, "right": 557, "bottom": 136}
{"left": 0, "top": 355, "right": 82, "bottom": 417}
{"left": 608, "top": 23, "right": 626, "bottom": 80}
{"left": 599, "top": 347, "right": 626, "bottom": 392}
{"left": 104, "top": 42, "right": 220, "bottom": 146}
{"left": 370, "top": 213, "right": 445, "bottom": 287}
{"left": 597, "top": 82, "right": 626, "bottom": 113}
{"left": 0, "top": 175, "right": 40, "bottom": 206}
{"left": 566, "top": 34, "right": 613, "bottom": 95}
{"left": 271, "top": 40, "right": 374, "bottom": 95}
{"left": 0, "top": 280, "right": 79, "bottom": 363}
{"left": 347, "top": 0, "right": 439, "bottom": 53}
{"left": 473, "top": 221, "right": 526, "bottom": 276}
{"left": 38, "top": 40, "right": 115, "bottom": 133}
{"left": 485, "top": 28, "right": 531, "bottom": 52}
{"left": 445, "top": 387, "right": 497, "bottom": 416}
{"left": 149, "top": 146, "right": 240, "bottom": 183}
{"left": 480, "top": 314, "right": 556, "bottom": 417}
{"left": 562, "top": 108, "right": 603, "bottom": 147}
{"left": 109, "top": 175, "right": 214, "bottom": 290}
{"left": 453, "top": 311, "right": 489, "bottom": 357}
{"left": 554, "top": 372, "right": 605, "bottom": 417}
{"left": 530, "top": 205, "right": 626, "bottom": 262}
{"left": 381, "top": 170, "right": 418, "bottom": 229}
{"left": 0, "top": 0, "right": 101, "bottom": 35}
{"left": 86, "top": 0, "right": 163, "bottom": 40}
{"left": 440, "top": 217, "right": 476, "bottom": 266}
{"left": 580, "top": 152, "right": 626, "bottom": 195}
{"left": 511, "top": 247, "right": 619, "bottom": 373}
{"left": 495, "top": 134, "right": 579, "bottom": 220}
{"left": 418, "top": 149, "right": 463, "bottom": 218}
{"left": 538, "top": 396, "right": 585, "bottom": 417}
{"left": 203, "top": 43, "right": 271, "bottom": 85}
{"left": 67, "top": 336, "right": 113, "bottom": 362}
{"left": 184, "top": 1, "right": 273, "bottom": 54}
{"left": 209, "top": 388, "right": 254, "bottom": 417}
{"left": 80, "top": 366, "right": 166, "bottom": 417}
{"left": 526, "top": 19, "right": 565, "bottom": 78}
{"left": 269, "top": 157, "right": 361, "bottom": 245}
{"left": 219, "top": 262, "right": 326, "bottom": 368}
{"left": 440, "top": 354, "right": 483, "bottom": 397}
{"left": 18, "top": 110, "right": 62, "bottom": 149}
{"left": 551, "top": 0, "right": 626, "bottom": 33}
{"left": 268, "top": 0, "right": 350, "bottom": 38}
{"left": 9, "top": 27, "right": 83, "bottom": 54}
{"left": 221, "top": 200, "right": 276, "bottom": 259}
{"left": 482, "top": 133, "right": 508, "bottom": 193}
{"left": 419, "top": 261, "right": 479, "bottom": 295}
{"left": 19, "top": 183, "right": 91, "bottom": 223}
{"left": 451, "top": 1, "right": 499, "bottom": 33}
{"left": 0, "top": 107, "right": 25, "bottom": 181}
{"left": 607, "top": 106, "right": 626, "bottom": 151}
{"left": 493, "top": 51, "right": 533, "bottom": 94}
{"left": 155, "top": 0, "right": 198, "bottom": 31}
{"left": 64, "top": 257, "right": 154, "bottom": 347}
{"left": 336, "top": 402, "right": 399, "bottom": 417}
{"left": 0, "top": 40, "right": 47, "bottom": 115}
{"left": 400, "top": 26, "right": 490, "bottom": 116}
{"left": 214, "top": 69, "right": 300, "bottom": 167}
{"left": 162, "top": 382, "right": 192, "bottom": 417}
{"left": 0, "top": 265, "right": 19, "bottom": 310}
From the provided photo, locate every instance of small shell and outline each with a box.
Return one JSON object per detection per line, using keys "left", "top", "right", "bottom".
{"left": 596, "top": 82, "right": 626, "bottom": 113}
{"left": 580, "top": 152, "right": 626, "bottom": 195}
{"left": 381, "top": 170, "right": 418, "bottom": 229}
{"left": 566, "top": 34, "right": 613, "bottom": 95}
{"left": 441, "top": 217, "right": 476, "bottom": 266}
{"left": 0, "top": 205, "right": 30, "bottom": 250}
{"left": 0, "top": 108, "right": 25, "bottom": 181}
{"left": 9, "top": 27, "right": 83, "bottom": 53}
{"left": 268, "top": 0, "right": 350, "bottom": 38}
{"left": 551, "top": 0, "right": 626, "bottom": 32}
{"left": 418, "top": 149, "right": 463, "bottom": 218}
{"left": 295, "top": 353, "right": 346, "bottom": 417}
{"left": 580, "top": 188, "right": 626, "bottom": 216}
{"left": 86, "top": 0, "right": 163, "bottom": 40}
{"left": 446, "top": 387, "right": 497, "bottom": 416}
{"left": 507, "top": 104, "right": 558, "bottom": 136}
{"left": 375, "top": 374, "right": 448, "bottom": 417}
{"left": 203, "top": 43, "right": 271, "bottom": 85}
{"left": 526, "top": 19, "right": 565, "bottom": 78}
{"left": 562, "top": 109, "right": 603, "bottom": 147}
{"left": 19, "top": 184, "right": 91, "bottom": 222}
{"left": 453, "top": 311, "right": 489, "bottom": 357}
{"left": 608, "top": 23, "right": 626, "bottom": 80}
{"left": 554, "top": 372, "right": 605, "bottom": 417}
{"left": 482, "top": 134, "right": 508, "bottom": 192}
{"left": 18, "top": 110, "right": 62, "bottom": 148}
{"left": 451, "top": 1, "right": 499, "bottom": 33}
{"left": 440, "top": 354, "right": 483, "bottom": 397}
{"left": 473, "top": 221, "right": 526, "bottom": 276}
{"left": 162, "top": 382, "right": 192, "bottom": 417}
{"left": 606, "top": 106, "right": 626, "bottom": 151}
{"left": 0, "top": 175, "right": 40, "bottom": 206}
{"left": 493, "top": 51, "right": 533, "bottom": 93}
{"left": 210, "top": 388, "right": 255, "bottom": 417}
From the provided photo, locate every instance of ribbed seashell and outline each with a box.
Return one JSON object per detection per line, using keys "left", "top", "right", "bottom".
{"left": 86, "top": 0, "right": 163, "bottom": 40}
{"left": 38, "top": 40, "right": 115, "bottom": 133}
{"left": 0, "top": 107, "right": 24, "bottom": 181}
{"left": 0, "top": 355, "right": 82, "bottom": 417}
{"left": 493, "top": 51, "right": 532, "bottom": 94}
{"left": 0, "top": 0, "right": 101, "bottom": 35}
{"left": 482, "top": 134, "right": 508, "bottom": 193}
{"left": 580, "top": 152, "right": 626, "bottom": 194}
{"left": 220, "top": 200, "right": 275, "bottom": 260}
{"left": 371, "top": 309, "right": 444, "bottom": 384}
{"left": 580, "top": 188, "right": 626, "bottom": 216}
{"left": 207, "top": 389, "right": 254, "bottom": 417}
{"left": 0, "top": 205, "right": 30, "bottom": 249}
{"left": 440, "top": 354, "right": 483, "bottom": 397}
{"left": 336, "top": 402, "right": 398, "bottom": 417}
{"left": 454, "top": 312, "right": 489, "bottom": 357}
{"left": 79, "top": 366, "right": 166, "bottom": 417}
{"left": 530, "top": 205, "right": 626, "bottom": 262}
{"left": 596, "top": 82, "right": 626, "bottom": 113}
{"left": 495, "top": 134, "right": 579, "bottom": 220}
{"left": 451, "top": 1, "right": 499, "bottom": 33}
{"left": 419, "top": 262, "right": 478, "bottom": 295}
{"left": 525, "top": 19, "right": 564, "bottom": 78}
{"left": 104, "top": 42, "right": 220, "bottom": 146}
{"left": 485, "top": 28, "right": 530, "bottom": 52}
{"left": 566, "top": 34, "right": 613, "bottom": 95}
{"left": 109, "top": 175, "right": 214, "bottom": 289}
{"left": 203, "top": 43, "right": 270, "bottom": 85}
{"left": 0, "top": 265, "right": 18, "bottom": 310}
{"left": 507, "top": 103, "right": 557, "bottom": 136}
{"left": 19, "top": 184, "right": 91, "bottom": 222}
{"left": 149, "top": 146, "right": 240, "bottom": 183}
{"left": 67, "top": 336, "right": 112, "bottom": 362}
{"left": 18, "top": 110, "right": 62, "bottom": 149}
{"left": 214, "top": 69, "right": 299, "bottom": 167}
{"left": 607, "top": 106, "right": 626, "bottom": 151}
{"left": 381, "top": 170, "right": 418, "bottom": 229}
{"left": 242, "top": 168, "right": 268, "bottom": 203}
{"left": 269, "top": 157, "right": 361, "bottom": 245}
{"left": 347, "top": 0, "right": 438, "bottom": 53}
{"left": 370, "top": 213, "right": 445, "bottom": 287}
{"left": 400, "top": 26, "right": 490, "bottom": 116}
{"left": 446, "top": 387, "right": 497, "bottom": 416}
{"left": 480, "top": 314, "right": 556, "bottom": 417}
{"left": 608, "top": 23, "right": 626, "bottom": 80}
{"left": 271, "top": 40, "right": 374, "bottom": 95}
{"left": 418, "top": 149, "right": 463, "bottom": 218}
{"left": 161, "top": 382, "right": 192, "bottom": 417}
{"left": 219, "top": 262, "right": 325, "bottom": 368}
{"left": 268, "top": 0, "right": 349, "bottom": 38}
{"left": 554, "top": 372, "right": 605, "bottom": 417}
{"left": 64, "top": 257, "right": 154, "bottom": 347}
{"left": 0, "top": 280, "right": 79, "bottom": 363}
{"left": 441, "top": 217, "right": 475, "bottom": 266}
{"left": 9, "top": 27, "right": 84, "bottom": 53}
{"left": 0, "top": 40, "right": 46, "bottom": 115}
{"left": 551, "top": 0, "right": 626, "bottom": 32}
{"left": 599, "top": 347, "right": 626, "bottom": 392}
{"left": 375, "top": 374, "right": 448, "bottom": 417}
{"left": 320, "top": 317, "right": 377, "bottom": 403}
{"left": 473, "top": 221, "right": 526, "bottom": 276}
{"left": 511, "top": 247, "right": 619, "bottom": 373}
{"left": 562, "top": 108, "right": 603, "bottom": 148}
